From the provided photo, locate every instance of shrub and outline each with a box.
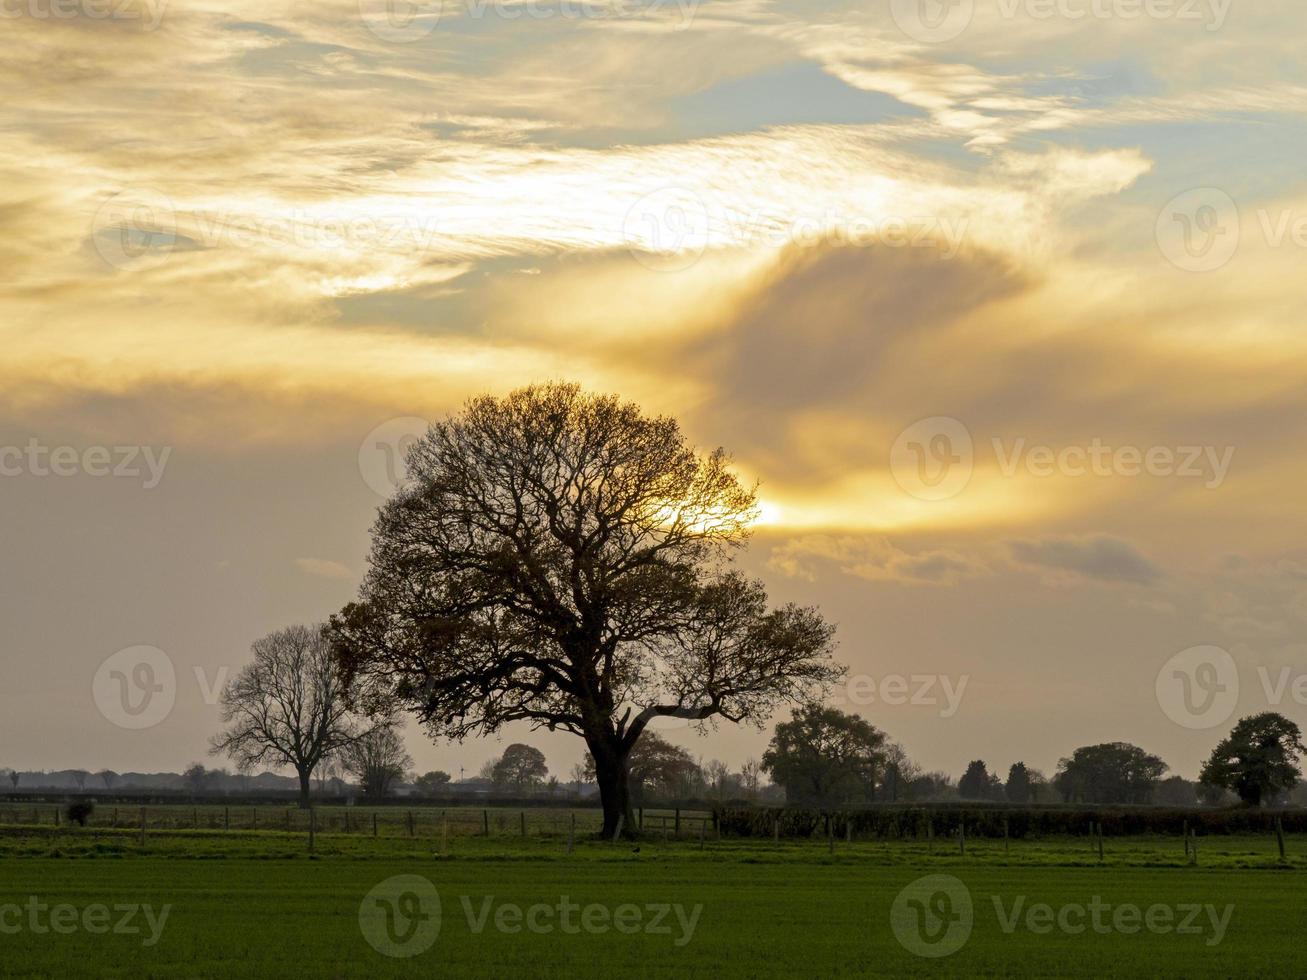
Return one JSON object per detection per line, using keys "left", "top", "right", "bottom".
{"left": 66, "top": 801, "right": 95, "bottom": 827}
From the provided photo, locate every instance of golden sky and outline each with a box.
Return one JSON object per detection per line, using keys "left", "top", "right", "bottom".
{"left": 4, "top": 0, "right": 1307, "bottom": 782}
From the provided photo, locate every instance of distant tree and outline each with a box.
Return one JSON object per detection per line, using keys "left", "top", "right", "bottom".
{"left": 739, "top": 758, "right": 763, "bottom": 800}
{"left": 569, "top": 762, "right": 589, "bottom": 794}
{"left": 491, "top": 744, "right": 548, "bottom": 793}
{"left": 880, "top": 743, "right": 920, "bottom": 803}
{"left": 762, "top": 705, "right": 887, "bottom": 806}
{"left": 414, "top": 770, "right": 452, "bottom": 795}
{"left": 583, "top": 732, "right": 700, "bottom": 802}
{"left": 1200, "top": 712, "right": 1306, "bottom": 806}
{"left": 958, "top": 761, "right": 991, "bottom": 800}
{"left": 906, "top": 771, "right": 955, "bottom": 802}
{"left": 70, "top": 770, "right": 90, "bottom": 791}
{"left": 1054, "top": 743, "right": 1167, "bottom": 804}
{"left": 545, "top": 776, "right": 561, "bottom": 797}
{"left": 210, "top": 624, "right": 361, "bottom": 808}
{"left": 330, "top": 384, "right": 841, "bottom": 838}
{"left": 8, "top": 770, "right": 17, "bottom": 789}
{"left": 182, "top": 763, "right": 211, "bottom": 796}
{"left": 1005, "top": 762, "right": 1035, "bottom": 804}
{"left": 1154, "top": 775, "right": 1199, "bottom": 807}
{"left": 97, "top": 770, "right": 117, "bottom": 790}
{"left": 341, "top": 724, "right": 413, "bottom": 800}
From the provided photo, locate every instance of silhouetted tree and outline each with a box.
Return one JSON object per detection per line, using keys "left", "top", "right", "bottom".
{"left": 958, "top": 760, "right": 992, "bottom": 800}
{"left": 341, "top": 723, "right": 413, "bottom": 799}
{"left": 762, "top": 705, "right": 886, "bottom": 805}
{"left": 8, "top": 770, "right": 19, "bottom": 789}
{"left": 583, "top": 732, "right": 700, "bottom": 802}
{"left": 414, "top": 770, "right": 452, "bottom": 795}
{"left": 71, "top": 770, "right": 89, "bottom": 791}
{"left": 1154, "top": 775, "right": 1199, "bottom": 806}
{"left": 331, "top": 384, "right": 840, "bottom": 836}
{"left": 211, "top": 624, "right": 361, "bottom": 807}
{"left": 98, "top": 770, "right": 117, "bottom": 790}
{"left": 182, "top": 763, "right": 211, "bottom": 796}
{"left": 1200, "top": 712, "right": 1306, "bottom": 806}
{"left": 1005, "top": 762, "right": 1035, "bottom": 804}
{"left": 490, "top": 743, "right": 548, "bottom": 793}
{"left": 1054, "top": 742, "right": 1167, "bottom": 804}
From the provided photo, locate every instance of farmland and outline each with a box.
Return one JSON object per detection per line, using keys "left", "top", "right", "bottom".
{"left": 1, "top": 805, "right": 1304, "bottom": 977}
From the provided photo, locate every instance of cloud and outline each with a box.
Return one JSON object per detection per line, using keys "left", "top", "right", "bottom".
{"left": 294, "top": 558, "right": 354, "bottom": 581}
{"left": 768, "top": 535, "right": 988, "bottom": 586}
{"left": 1008, "top": 535, "right": 1162, "bottom": 585}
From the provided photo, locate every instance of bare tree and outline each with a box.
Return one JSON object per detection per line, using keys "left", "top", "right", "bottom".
{"left": 340, "top": 723, "right": 412, "bottom": 800}
{"left": 98, "top": 770, "right": 117, "bottom": 790}
{"left": 210, "top": 624, "right": 360, "bottom": 807}
{"left": 71, "top": 770, "right": 89, "bottom": 791}
{"left": 7, "top": 770, "right": 18, "bottom": 790}
{"left": 332, "top": 384, "right": 841, "bottom": 837}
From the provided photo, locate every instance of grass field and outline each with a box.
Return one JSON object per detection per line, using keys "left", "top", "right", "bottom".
{"left": 1, "top": 807, "right": 1304, "bottom": 977}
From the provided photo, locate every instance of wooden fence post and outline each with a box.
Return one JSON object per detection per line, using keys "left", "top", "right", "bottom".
{"left": 309, "top": 807, "right": 316, "bottom": 853}
{"left": 1183, "top": 819, "right": 1189, "bottom": 857}
{"left": 224, "top": 807, "right": 229, "bottom": 832}
{"left": 959, "top": 823, "right": 965, "bottom": 856}
{"left": 1276, "top": 817, "right": 1286, "bottom": 861}
{"left": 483, "top": 810, "right": 489, "bottom": 836}
{"left": 520, "top": 811, "right": 526, "bottom": 837}
{"left": 674, "top": 808, "right": 680, "bottom": 837}
{"left": 407, "top": 810, "right": 415, "bottom": 837}
{"left": 1003, "top": 817, "right": 1009, "bottom": 853}
{"left": 373, "top": 812, "right": 378, "bottom": 838}
{"left": 1097, "top": 823, "right": 1104, "bottom": 861}
{"left": 139, "top": 807, "right": 146, "bottom": 846}
{"left": 442, "top": 812, "right": 448, "bottom": 854}
{"left": 774, "top": 815, "right": 780, "bottom": 844}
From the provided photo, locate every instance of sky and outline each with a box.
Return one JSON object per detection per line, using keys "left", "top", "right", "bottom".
{"left": 3, "top": 0, "right": 1307, "bottom": 787}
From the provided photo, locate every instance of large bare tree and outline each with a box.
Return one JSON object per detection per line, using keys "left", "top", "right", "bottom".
{"left": 210, "top": 624, "right": 360, "bottom": 807}
{"left": 331, "top": 383, "right": 841, "bottom": 836}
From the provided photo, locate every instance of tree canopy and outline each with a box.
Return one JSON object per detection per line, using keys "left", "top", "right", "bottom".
{"left": 761, "top": 704, "right": 886, "bottom": 805}
{"left": 1200, "top": 712, "right": 1305, "bottom": 806}
{"left": 1053, "top": 742, "right": 1167, "bottom": 804}
{"left": 331, "top": 384, "right": 840, "bottom": 835}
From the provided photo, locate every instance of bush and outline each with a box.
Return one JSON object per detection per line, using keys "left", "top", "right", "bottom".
{"left": 712, "top": 803, "right": 1307, "bottom": 839}
{"left": 66, "top": 801, "right": 95, "bottom": 827}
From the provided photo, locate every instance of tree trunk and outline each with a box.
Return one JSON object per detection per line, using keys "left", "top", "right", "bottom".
{"left": 297, "top": 767, "right": 312, "bottom": 809}
{"left": 589, "top": 738, "right": 635, "bottom": 839}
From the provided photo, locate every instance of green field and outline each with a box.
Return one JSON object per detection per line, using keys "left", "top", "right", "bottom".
{"left": 1, "top": 809, "right": 1304, "bottom": 977}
